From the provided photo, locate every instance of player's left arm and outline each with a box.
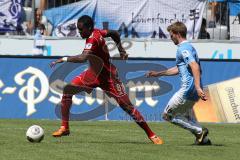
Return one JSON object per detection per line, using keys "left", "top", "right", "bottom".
{"left": 103, "top": 30, "right": 128, "bottom": 60}
{"left": 189, "top": 61, "right": 207, "bottom": 101}
{"left": 181, "top": 49, "right": 207, "bottom": 101}
{"left": 189, "top": 61, "right": 201, "bottom": 90}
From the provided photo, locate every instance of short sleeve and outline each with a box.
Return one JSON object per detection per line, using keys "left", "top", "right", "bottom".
{"left": 99, "top": 29, "right": 108, "bottom": 37}
{"left": 84, "top": 37, "right": 98, "bottom": 53}
{"left": 180, "top": 50, "right": 195, "bottom": 65}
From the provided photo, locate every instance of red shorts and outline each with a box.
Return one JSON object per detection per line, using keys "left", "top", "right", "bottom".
{"left": 71, "top": 70, "right": 132, "bottom": 106}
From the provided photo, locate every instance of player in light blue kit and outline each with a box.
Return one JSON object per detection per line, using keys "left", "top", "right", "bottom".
{"left": 146, "top": 22, "right": 211, "bottom": 145}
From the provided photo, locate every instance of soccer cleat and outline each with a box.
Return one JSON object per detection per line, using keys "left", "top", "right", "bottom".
{"left": 194, "top": 138, "right": 212, "bottom": 145}
{"left": 202, "top": 139, "right": 212, "bottom": 145}
{"left": 195, "top": 128, "right": 211, "bottom": 145}
{"left": 149, "top": 135, "right": 164, "bottom": 145}
{"left": 52, "top": 126, "right": 70, "bottom": 137}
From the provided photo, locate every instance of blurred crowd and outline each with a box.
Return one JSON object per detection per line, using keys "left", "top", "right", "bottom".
{"left": 0, "top": 1, "right": 231, "bottom": 40}
{"left": 1, "top": 0, "right": 82, "bottom": 36}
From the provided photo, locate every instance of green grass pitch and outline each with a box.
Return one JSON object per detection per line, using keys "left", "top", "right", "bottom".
{"left": 0, "top": 119, "right": 240, "bottom": 160}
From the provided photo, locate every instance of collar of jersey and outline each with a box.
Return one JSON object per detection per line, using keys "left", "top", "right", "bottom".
{"left": 89, "top": 32, "right": 94, "bottom": 38}
{"left": 178, "top": 40, "right": 188, "bottom": 46}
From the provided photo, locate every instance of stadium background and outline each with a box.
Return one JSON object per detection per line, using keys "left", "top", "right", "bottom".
{"left": 0, "top": 0, "right": 240, "bottom": 123}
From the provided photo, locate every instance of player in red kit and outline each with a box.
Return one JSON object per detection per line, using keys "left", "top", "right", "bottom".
{"left": 50, "top": 15, "right": 163, "bottom": 144}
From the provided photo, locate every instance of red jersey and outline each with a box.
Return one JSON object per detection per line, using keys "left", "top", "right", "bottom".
{"left": 83, "top": 29, "right": 116, "bottom": 78}
{"left": 72, "top": 29, "right": 128, "bottom": 99}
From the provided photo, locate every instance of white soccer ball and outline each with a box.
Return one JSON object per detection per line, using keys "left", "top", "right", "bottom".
{"left": 26, "top": 125, "right": 44, "bottom": 143}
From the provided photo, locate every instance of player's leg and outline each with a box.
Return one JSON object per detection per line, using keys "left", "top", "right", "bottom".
{"left": 163, "top": 99, "right": 203, "bottom": 134}
{"left": 52, "top": 76, "right": 94, "bottom": 137}
{"left": 185, "top": 108, "right": 211, "bottom": 145}
{"left": 162, "top": 92, "right": 203, "bottom": 135}
{"left": 117, "top": 95, "right": 163, "bottom": 144}
{"left": 102, "top": 80, "right": 163, "bottom": 144}
{"left": 52, "top": 83, "right": 86, "bottom": 137}
{"left": 163, "top": 92, "right": 211, "bottom": 145}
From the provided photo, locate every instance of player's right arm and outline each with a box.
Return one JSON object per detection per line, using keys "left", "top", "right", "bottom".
{"left": 50, "top": 36, "right": 98, "bottom": 68}
{"left": 146, "top": 66, "right": 179, "bottom": 77}
{"left": 66, "top": 51, "right": 89, "bottom": 63}
{"left": 50, "top": 51, "right": 90, "bottom": 68}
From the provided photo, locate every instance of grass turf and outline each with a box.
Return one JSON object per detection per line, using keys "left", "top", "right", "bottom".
{"left": 0, "top": 119, "right": 240, "bottom": 160}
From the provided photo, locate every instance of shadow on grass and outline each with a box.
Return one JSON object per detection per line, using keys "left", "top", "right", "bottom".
{"left": 52, "top": 139, "right": 152, "bottom": 145}
{"left": 86, "top": 141, "right": 151, "bottom": 144}
{"left": 190, "top": 143, "right": 224, "bottom": 147}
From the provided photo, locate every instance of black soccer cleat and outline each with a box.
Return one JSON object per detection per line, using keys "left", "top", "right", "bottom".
{"left": 194, "top": 137, "right": 212, "bottom": 145}
{"left": 194, "top": 128, "right": 212, "bottom": 145}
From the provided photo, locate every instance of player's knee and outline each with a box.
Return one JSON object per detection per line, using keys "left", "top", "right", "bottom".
{"left": 63, "top": 84, "right": 81, "bottom": 95}
{"left": 118, "top": 100, "right": 134, "bottom": 114}
{"left": 118, "top": 98, "right": 134, "bottom": 114}
{"left": 121, "top": 105, "right": 133, "bottom": 114}
{"left": 63, "top": 85, "right": 72, "bottom": 94}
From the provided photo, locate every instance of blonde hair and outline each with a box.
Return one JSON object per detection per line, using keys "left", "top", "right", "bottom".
{"left": 167, "top": 22, "right": 187, "bottom": 38}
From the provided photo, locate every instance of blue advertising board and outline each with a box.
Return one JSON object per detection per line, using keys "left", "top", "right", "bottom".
{"left": 0, "top": 57, "right": 240, "bottom": 121}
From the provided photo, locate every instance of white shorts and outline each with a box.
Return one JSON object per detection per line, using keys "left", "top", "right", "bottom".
{"left": 163, "top": 89, "right": 196, "bottom": 118}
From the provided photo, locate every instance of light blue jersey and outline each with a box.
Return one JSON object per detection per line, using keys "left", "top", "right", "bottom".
{"left": 176, "top": 41, "right": 202, "bottom": 101}
{"left": 163, "top": 41, "right": 204, "bottom": 136}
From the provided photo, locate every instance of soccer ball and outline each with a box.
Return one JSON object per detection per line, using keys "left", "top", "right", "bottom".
{"left": 26, "top": 125, "right": 44, "bottom": 143}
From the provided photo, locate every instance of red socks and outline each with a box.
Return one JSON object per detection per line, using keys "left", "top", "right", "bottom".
{"left": 60, "top": 94, "right": 155, "bottom": 138}
{"left": 61, "top": 94, "right": 73, "bottom": 129}
{"left": 130, "top": 108, "right": 155, "bottom": 138}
